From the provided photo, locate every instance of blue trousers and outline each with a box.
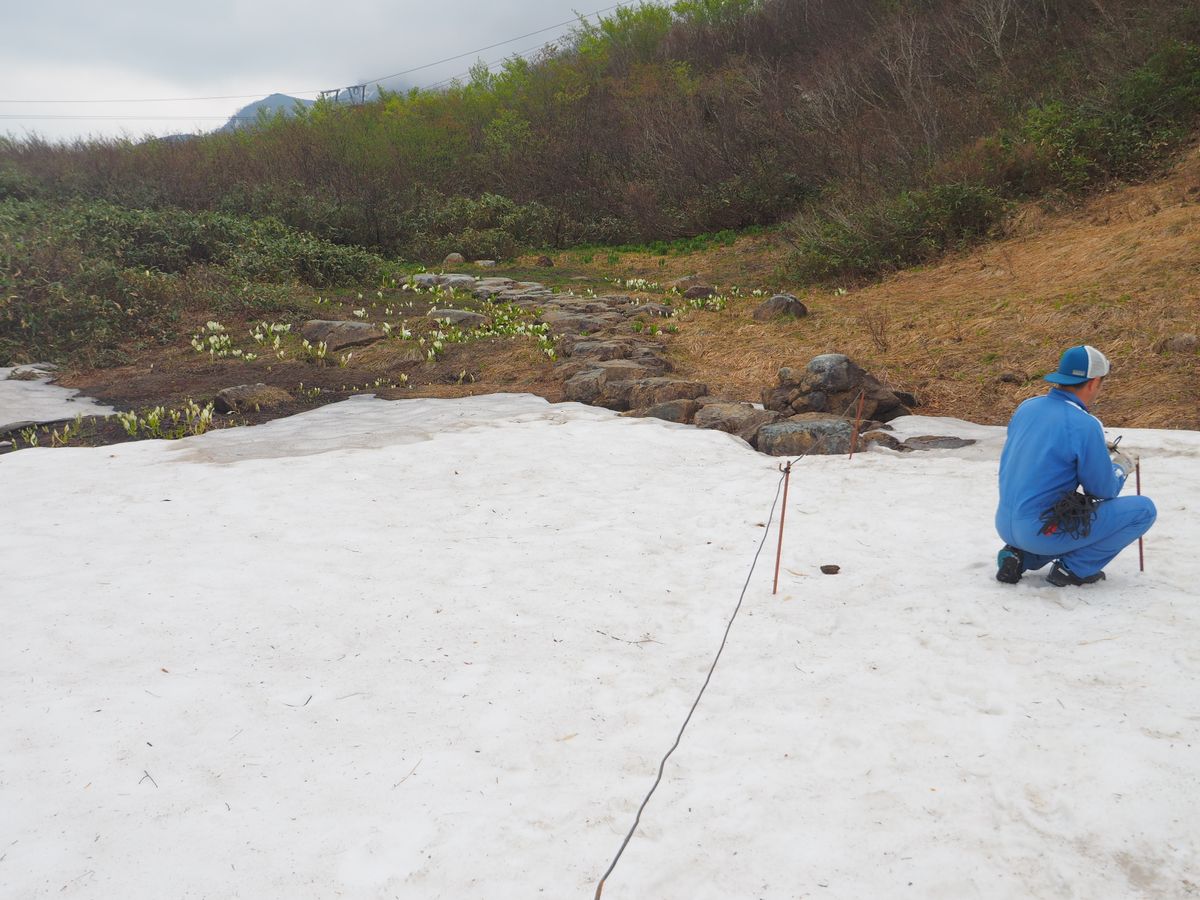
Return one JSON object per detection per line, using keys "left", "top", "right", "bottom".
{"left": 1002, "top": 495, "right": 1157, "bottom": 579}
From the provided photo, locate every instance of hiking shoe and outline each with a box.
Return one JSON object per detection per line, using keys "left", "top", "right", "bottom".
{"left": 996, "top": 545, "right": 1024, "bottom": 584}
{"left": 1046, "top": 561, "right": 1106, "bottom": 587}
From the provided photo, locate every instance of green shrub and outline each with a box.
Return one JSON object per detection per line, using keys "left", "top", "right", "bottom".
{"left": 1004, "top": 41, "right": 1200, "bottom": 194}
{"left": 0, "top": 198, "right": 388, "bottom": 364}
{"left": 789, "top": 183, "right": 1007, "bottom": 281}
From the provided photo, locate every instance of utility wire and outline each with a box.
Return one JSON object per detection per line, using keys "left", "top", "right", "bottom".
{"left": 0, "top": 3, "right": 623, "bottom": 106}
{"left": 422, "top": 40, "right": 557, "bottom": 91}
{"left": 359, "top": 4, "right": 620, "bottom": 86}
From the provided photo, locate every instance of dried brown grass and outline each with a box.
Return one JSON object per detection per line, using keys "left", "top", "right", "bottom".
{"left": 669, "top": 147, "right": 1200, "bottom": 428}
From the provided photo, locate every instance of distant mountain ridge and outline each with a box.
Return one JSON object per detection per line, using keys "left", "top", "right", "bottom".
{"left": 219, "top": 93, "right": 315, "bottom": 132}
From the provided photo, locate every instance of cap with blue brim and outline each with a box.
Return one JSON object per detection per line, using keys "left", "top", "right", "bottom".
{"left": 1045, "top": 345, "right": 1110, "bottom": 385}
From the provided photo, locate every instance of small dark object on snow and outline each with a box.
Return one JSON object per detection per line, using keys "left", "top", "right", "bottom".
{"left": 820, "top": 564, "right": 840, "bottom": 575}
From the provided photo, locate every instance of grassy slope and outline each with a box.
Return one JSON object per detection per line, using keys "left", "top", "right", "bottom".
{"left": 530, "top": 144, "right": 1200, "bottom": 430}
{"left": 53, "top": 144, "right": 1199, "bottom": 433}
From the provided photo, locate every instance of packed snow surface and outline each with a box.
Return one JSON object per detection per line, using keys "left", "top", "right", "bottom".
{"left": 0, "top": 367, "right": 115, "bottom": 432}
{"left": 1, "top": 393, "right": 1197, "bottom": 899}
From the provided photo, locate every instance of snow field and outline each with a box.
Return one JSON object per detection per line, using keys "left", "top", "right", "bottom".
{"left": 1, "top": 394, "right": 1197, "bottom": 899}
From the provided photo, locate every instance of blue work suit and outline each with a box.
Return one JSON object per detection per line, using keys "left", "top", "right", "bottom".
{"left": 995, "top": 389, "right": 1156, "bottom": 578}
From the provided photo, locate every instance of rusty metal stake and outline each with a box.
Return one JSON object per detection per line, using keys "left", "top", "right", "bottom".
{"left": 1136, "top": 457, "right": 1144, "bottom": 572}
{"left": 773, "top": 462, "right": 792, "bottom": 595}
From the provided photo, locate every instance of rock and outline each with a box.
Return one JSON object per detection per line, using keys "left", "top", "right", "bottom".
{"left": 630, "top": 399, "right": 704, "bottom": 424}
{"left": 443, "top": 252, "right": 465, "bottom": 266}
{"left": 805, "top": 353, "right": 862, "bottom": 393}
{"left": 752, "top": 294, "right": 809, "bottom": 321}
{"left": 300, "top": 320, "right": 385, "bottom": 351}
{"left": 563, "top": 359, "right": 671, "bottom": 406}
{"left": 6, "top": 368, "right": 44, "bottom": 382}
{"left": 535, "top": 255, "right": 554, "bottom": 267}
{"left": 588, "top": 358, "right": 669, "bottom": 384}
{"left": 893, "top": 390, "right": 920, "bottom": 408}
{"left": 1160, "top": 333, "right": 1198, "bottom": 353}
{"left": 563, "top": 339, "right": 647, "bottom": 361}
{"left": 428, "top": 309, "right": 489, "bottom": 329}
{"left": 862, "top": 430, "right": 908, "bottom": 452}
{"left": 539, "top": 309, "right": 623, "bottom": 334}
{"left": 903, "top": 435, "right": 977, "bottom": 451}
{"left": 671, "top": 274, "right": 705, "bottom": 292}
{"left": 756, "top": 415, "right": 854, "bottom": 456}
{"left": 475, "top": 259, "right": 497, "bottom": 268}
{"left": 563, "top": 369, "right": 607, "bottom": 404}
{"left": 693, "top": 401, "right": 783, "bottom": 446}
{"left": 412, "top": 273, "right": 443, "bottom": 288}
{"left": 442, "top": 274, "right": 477, "bottom": 291}
{"left": 820, "top": 565, "right": 840, "bottom": 575}
{"left": 763, "top": 354, "right": 910, "bottom": 423}
{"left": 624, "top": 378, "right": 707, "bottom": 409}
{"left": 214, "top": 383, "right": 293, "bottom": 414}
{"left": 683, "top": 285, "right": 716, "bottom": 300}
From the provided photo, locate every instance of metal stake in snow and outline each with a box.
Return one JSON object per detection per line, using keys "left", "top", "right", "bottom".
{"left": 772, "top": 461, "right": 793, "bottom": 595}
{"left": 1136, "top": 457, "right": 1145, "bottom": 572}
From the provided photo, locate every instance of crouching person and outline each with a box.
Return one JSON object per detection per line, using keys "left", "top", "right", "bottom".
{"left": 995, "top": 345, "right": 1156, "bottom": 586}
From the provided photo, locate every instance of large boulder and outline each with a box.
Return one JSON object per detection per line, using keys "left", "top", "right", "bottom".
{"left": 300, "top": 320, "right": 385, "bottom": 351}
{"left": 693, "top": 401, "right": 783, "bottom": 446}
{"left": 214, "top": 383, "right": 293, "bottom": 414}
{"left": 629, "top": 399, "right": 704, "bottom": 424}
{"left": 443, "top": 252, "right": 465, "bottom": 266}
{"left": 763, "top": 354, "right": 910, "bottom": 422}
{"left": 756, "top": 414, "right": 854, "bottom": 457}
{"left": 562, "top": 359, "right": 669, "bottom": 406}
{"left": 752, "top": 294, "right": 808, "bottom": 321}
{"left": 563, "top": 339, "right": 653, "bottom": 362}
{"left": 624, "top": 378, "right": 708, "bottom": 409}
{"left": 539, "top": 308, "right": 624, "bottom": 334}
{"left": 472, "top": 277, "right": 516, "bottom": 299}
{"left": 671, "top": 274, "right": 706, "bottom": 292}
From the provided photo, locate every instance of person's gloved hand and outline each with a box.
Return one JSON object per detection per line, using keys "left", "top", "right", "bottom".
{"left": 1110, "top": 447, "right": 1135, "bottom": 479}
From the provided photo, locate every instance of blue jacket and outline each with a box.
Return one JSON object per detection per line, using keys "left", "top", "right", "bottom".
{"left": 996, "top": 389, "right": 1126, "bottom": 543}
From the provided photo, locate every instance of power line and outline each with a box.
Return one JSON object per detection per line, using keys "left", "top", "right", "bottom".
{"left": 0, "top": 3, "right": 623, "bottom": 107}
{"left": 0, "top": 93, "right": 320, "bottom": 105}
{"left": 359, "top": 4, "right": 618, "bottom": 87}
{"left": 0, "top": 115, "right": 272, "bottom": 122}
{"left": 422, "top": 40, "right": 559, "bottom": 91}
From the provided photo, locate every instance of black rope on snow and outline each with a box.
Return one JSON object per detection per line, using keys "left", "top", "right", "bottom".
{"left": 593, "top": 388, "right": 869, "bottom": 898}
{"left": 593, "top": 468, "right": 788, "bottom": 900}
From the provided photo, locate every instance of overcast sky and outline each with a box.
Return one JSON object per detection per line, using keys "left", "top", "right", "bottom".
{"left": 0, "top": 0, "right": 631, "bottom": 142}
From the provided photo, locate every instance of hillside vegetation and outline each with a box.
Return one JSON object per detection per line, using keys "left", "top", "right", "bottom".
{"left": 3, "top": 0, "right": 1199, "bottom": 267}
{"left": 0, "top": 0, "right": 1197, "bottom": 433}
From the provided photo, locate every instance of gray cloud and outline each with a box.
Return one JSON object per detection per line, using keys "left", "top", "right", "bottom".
{"left": 1, "top": 0, "right": 617, "bottom": 139}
